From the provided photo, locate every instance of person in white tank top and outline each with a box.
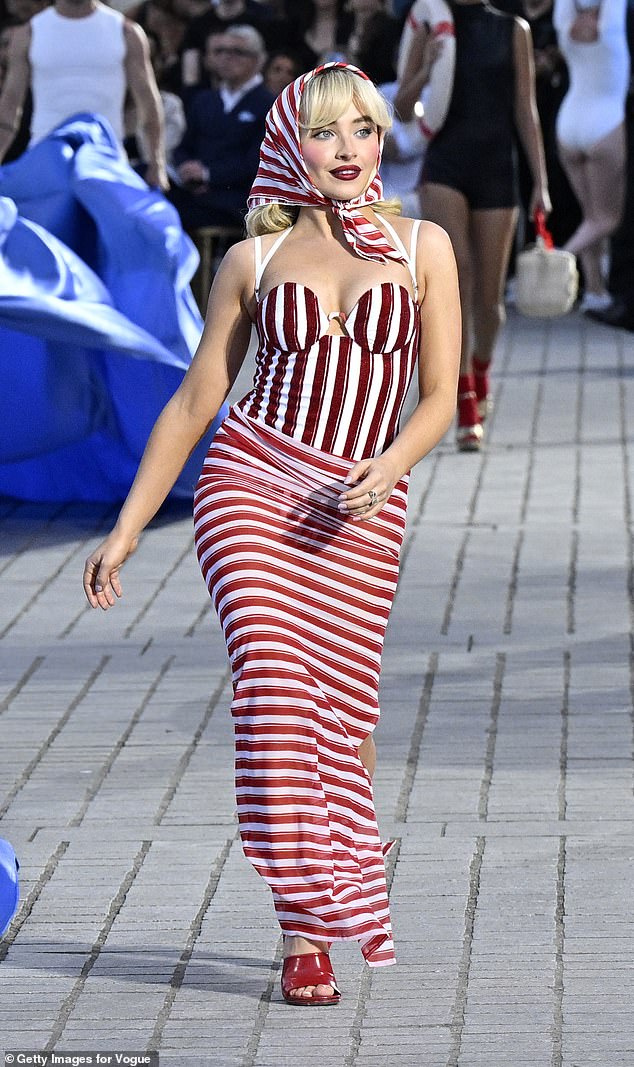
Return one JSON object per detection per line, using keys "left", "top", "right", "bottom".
{"left": 0, "top": 0, "right": 168, "bottom": 189}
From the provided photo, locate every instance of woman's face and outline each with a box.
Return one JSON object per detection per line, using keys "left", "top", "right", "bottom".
{"left": 300, "top": 102, "right": 380, "bottom": 201}
{"left": 265, "top": 54, "right": 298, "bottom": 96}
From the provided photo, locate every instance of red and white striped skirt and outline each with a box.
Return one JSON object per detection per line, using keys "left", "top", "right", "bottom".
{"left": 193, "top": 406, "right": 408, "bottom": 967}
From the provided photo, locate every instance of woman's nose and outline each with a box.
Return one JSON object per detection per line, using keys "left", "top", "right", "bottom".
{"left": 336, "top": 137, "right": 356, "bottom": 159}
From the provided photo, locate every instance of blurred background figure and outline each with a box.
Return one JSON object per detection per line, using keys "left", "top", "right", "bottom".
{"left": 127, "top": 0, "right": 189, "bottom": 91}
{"left": 170, "top": 24, "right": 274, "bottom": 229}
{"left": 554, "top": 0, "right": 630, "bottom": 313}
{"left": 0, "top": 0, "right": 168, "bottom": 189}
{"left": 125, "top": 29, "right": 186, "bottom": 178}
{"left": 517, "top": 0, "right": 580, "bottom": 249}
{"left": 262, "top": 48, "right": 302, "bottom": 96}
{"left": 360, "top": 1, "right": 423, "bottom": 214}
{"left": 180, "top": 0, "right": 277, "bottom": 88}
{"left": 346, "top": 0, "right": 401, "bottom": 83}
{"left": 585, "top": 0, "right": 634, "bottom": 330}
{"left": 183, "top": 29, "right": 230, "bottom": 92}
{"left": 0, "top": 0, "right": 48, "bottom": 25}
{"left": 0, "top": 0, "right": 49, "bottom": 162}
{"left": 391, "top": 0, "right": 416, "bottom": 16}
{"left": 379, "top": 80, "right": 426, "bottom": 215}
{"left": 281, "top": 0, "right": 348, "bottom": 68}
{"left": 397, "top": 0, "right": 550, "bottom": 452}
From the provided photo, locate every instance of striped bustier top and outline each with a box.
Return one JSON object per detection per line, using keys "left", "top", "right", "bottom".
{"left": 237, "top": 219, "right": 422, "bottom": 460}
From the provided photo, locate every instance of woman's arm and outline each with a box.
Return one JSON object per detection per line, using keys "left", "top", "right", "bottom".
{"left": 83, "top": 240, "right": 254, "bottom": 608}
{"left": 124, "top": 20, "right": 168, "bottom": 191}
{"left": 513, "top": 18, "right": 551, "bottom": 218}
{"left": 340, "top": 221, "right": 461, "bottom": 518}
{"left": 394, "top": 23, "right": 435, "bottom": 122}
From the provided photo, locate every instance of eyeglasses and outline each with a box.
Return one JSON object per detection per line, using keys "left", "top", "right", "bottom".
{"left": 211, "top": 46, "right": 256, "bottom": 58}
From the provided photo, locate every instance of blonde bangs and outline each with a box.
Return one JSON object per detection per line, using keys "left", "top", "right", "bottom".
{"left": 299, "top": 68, "right": 392, "bottom": 134}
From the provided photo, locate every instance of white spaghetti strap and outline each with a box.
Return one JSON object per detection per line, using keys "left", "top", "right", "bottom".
{"left": 380, "top": 215, "right": 419, "bottom": 300}
{"left": 254, "top": 235, "right": 263, "bottom": 296}
{"left": 380, "top": 214, "right": 409, "bottom": 264}
{"left": 409, "top": 219, "right": 422, "bottom": 301}
{"left": 254, "top": 227, "right": 293, "bottom": 297}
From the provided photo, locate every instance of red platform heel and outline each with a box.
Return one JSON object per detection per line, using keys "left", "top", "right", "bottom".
{"left": 473, "top": 357, "right": 493, "bottom": 421}
{"left": 457, "top": 373, "right": 483, "bottom": 452}
{"left": 281, "top": 952, "right": 341, "bottom": 1006}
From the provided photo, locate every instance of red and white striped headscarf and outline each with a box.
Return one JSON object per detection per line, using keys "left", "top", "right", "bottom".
{"left": 247, "top": 63, "right": 407, "bottom": 266}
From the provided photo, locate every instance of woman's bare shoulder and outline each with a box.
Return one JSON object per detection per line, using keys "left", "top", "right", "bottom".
{"left": 212, "top": 236, "right": 255, "bottom": 286}
{"left": 416, "top": 219, "right": 453, "bottom": 251}
{"left": 221, "top": 229, "right": 296, "bottom": 269}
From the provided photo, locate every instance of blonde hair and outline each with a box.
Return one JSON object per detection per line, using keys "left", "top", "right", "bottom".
{"left": 299, "top": 66, "right": 393, "bottom": 135}
{"left": 245, "top": 67, "right": 400, "bottom": 237}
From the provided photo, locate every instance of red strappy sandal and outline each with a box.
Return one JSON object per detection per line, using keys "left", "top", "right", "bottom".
{"left": 281, "top": 951, "right": 341, "bottom": 1006}
{"left": 457, "top": 373, "right": 483, "bottom": 452}
{"left": 472, "top": 357, "right": 493, "bottom": 422}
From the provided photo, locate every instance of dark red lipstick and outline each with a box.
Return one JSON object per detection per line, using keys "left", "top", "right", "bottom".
{"left": 330, "top": 166, "right": 362, "bottom": 181}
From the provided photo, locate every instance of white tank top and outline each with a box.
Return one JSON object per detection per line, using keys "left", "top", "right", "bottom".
{"left": 29, "top": 4, "right": 126, "bottom": 145}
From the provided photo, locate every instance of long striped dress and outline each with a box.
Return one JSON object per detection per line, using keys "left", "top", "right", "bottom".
{"left": 193, "top": 218, "right": 421, "bottom": 967}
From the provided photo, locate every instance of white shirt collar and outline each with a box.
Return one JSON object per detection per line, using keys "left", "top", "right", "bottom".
{"left": 220, "top": 74, "right": 263, "bottom": 113}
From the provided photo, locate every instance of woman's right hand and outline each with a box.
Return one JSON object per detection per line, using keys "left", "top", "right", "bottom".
{"left": 83, "top": 530, "right": 139, "bottom": 610}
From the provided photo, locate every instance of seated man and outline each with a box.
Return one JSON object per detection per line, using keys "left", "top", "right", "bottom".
{"left": 170, "top": 24, "right": 274, "bottom": 230}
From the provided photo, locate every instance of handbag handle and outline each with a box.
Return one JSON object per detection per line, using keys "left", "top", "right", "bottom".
{"left": 534, "top": 209, "right": 554, "bottom": 250}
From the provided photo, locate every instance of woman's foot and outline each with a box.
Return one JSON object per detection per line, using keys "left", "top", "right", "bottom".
{"left": 457, "top": 373, "right": 483, "bottom": 452}
{"left": 282, "top": 936, "right": 338, "bottom": 1002}
{"left": 472, "top": 357, "right": 493, "bottom": 422}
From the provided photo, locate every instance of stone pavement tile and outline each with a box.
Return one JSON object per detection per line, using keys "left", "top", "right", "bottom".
{"left": 562, "top": 1059, "right": 634, "bottom": 1067}
{"left": 457, "top": 1060, "right": 551, "bottom": 1066}
{"left": 2, "top": 1033, "right": 57, "bottom": 1048}
{"left": 161, "top": 1049, "right": 244, "bottom": 1064}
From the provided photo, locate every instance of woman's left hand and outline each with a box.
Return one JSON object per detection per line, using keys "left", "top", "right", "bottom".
{"left": 338, "top": 457, "right": 399, "bottom": 520}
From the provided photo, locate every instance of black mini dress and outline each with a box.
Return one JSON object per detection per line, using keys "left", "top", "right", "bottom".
{"left": 423, "top": 1, "right": 519, "bottom": 210}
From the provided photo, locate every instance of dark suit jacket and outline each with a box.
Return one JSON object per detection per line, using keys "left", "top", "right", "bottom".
{"left": 174, "top": 82, "right": 275, "bottom": 219}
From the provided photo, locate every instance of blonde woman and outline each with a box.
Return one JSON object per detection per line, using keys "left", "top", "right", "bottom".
{"left": 83, "top": 63, "right": 460, "bottom": 1005}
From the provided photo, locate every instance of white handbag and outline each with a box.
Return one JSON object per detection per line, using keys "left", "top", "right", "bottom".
{"left": 515, "top": 212, "right": 578, "bottom": 318}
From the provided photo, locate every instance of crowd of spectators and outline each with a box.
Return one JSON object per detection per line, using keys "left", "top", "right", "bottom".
{"left": 0, "top": 0, "right": 633, "bottom": 327}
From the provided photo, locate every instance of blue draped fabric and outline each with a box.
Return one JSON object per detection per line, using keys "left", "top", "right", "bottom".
{"left": 0, "top": 114, "right": 227, "bottom": 502}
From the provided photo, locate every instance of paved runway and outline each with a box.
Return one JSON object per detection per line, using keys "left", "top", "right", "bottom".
{"left": 0, "top": 309, "right": 633, "bottom": 1066}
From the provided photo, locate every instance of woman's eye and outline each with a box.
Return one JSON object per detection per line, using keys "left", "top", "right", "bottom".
{"left": 314, "top": 129, "right": 334, "bottom": 139}
{"left": 356, "top": 126, "right": 375, "bottom": 138}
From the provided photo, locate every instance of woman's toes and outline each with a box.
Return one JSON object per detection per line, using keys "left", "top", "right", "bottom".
{"left": 290, "top": 983, "right": 334, "bottom": 998}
